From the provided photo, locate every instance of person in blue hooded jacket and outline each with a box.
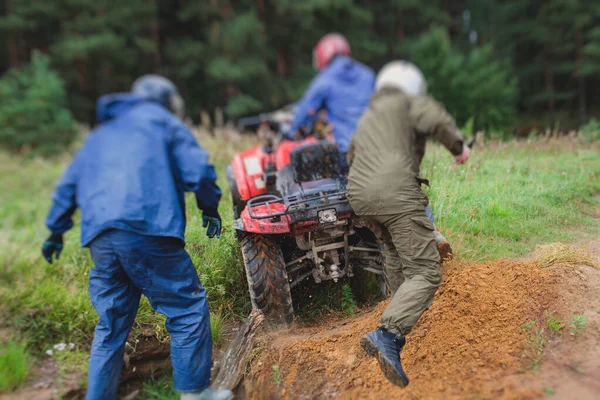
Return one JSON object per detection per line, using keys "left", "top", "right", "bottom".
{"left": 41, "top": 75, "right": 232, "bottom": 400}
{"left": 287, "top": 33, "right": 375, "bottom": 156}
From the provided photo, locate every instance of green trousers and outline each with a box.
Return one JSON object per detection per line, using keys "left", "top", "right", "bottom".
{"left": 364, "top": 207, "right": 441, "bottom": 335}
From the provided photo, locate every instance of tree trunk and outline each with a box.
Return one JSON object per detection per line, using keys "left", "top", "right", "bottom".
{"left": 149, "top": 0, "right": 161, "bottom": 71}
{"left": 576, "top": 29, "right": 587, "bottom": 126}
{"left": 257, "top": 0, "right": 265, "bottom": 23}
{"left": 276, "top": 48, "right": 287, "bottom": 77}
{"left": 543, "top": 49, "right": 555, "bottom": 116}
{"left": 6, "top": 0, "right": 19, "bottom": 67}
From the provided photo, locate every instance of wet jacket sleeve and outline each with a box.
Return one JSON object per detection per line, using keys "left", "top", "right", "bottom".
{"left": 46, "top": 154, "right": 80, "bottom": 235}
{"left": 409, "top": 96, "right": 464, "bottom": 156}
{"left": 288, "top": 74, "right": 330, "bottom": 138}
{"left": 171, "top": 125, "right": 222, "bottom": 212}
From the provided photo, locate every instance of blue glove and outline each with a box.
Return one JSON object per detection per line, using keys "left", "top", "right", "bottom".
{"left": 42, "top": 233, "right": 64, "bottom": 264}
{"left": 202, "top": 208, "right": 222, "bottom": 239}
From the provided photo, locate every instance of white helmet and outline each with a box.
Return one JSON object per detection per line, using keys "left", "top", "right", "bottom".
{"left": 375, "top": 61, "right": 427, "bottom": 96}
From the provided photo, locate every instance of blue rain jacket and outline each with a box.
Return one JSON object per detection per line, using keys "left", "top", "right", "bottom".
{"left": 46, "top": 94, "right": 221, "bottom": 246}
{"left": 288, "top": 55, "right": 375, "bottom": 152}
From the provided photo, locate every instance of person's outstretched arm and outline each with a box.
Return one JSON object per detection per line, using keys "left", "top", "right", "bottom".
{"left": 409, "top": 96, "right": 470, "bottom": 164}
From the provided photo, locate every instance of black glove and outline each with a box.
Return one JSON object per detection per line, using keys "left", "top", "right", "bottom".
{"left": 202, "top": 207, "right": 222, "bottom": 239}
{"left": 42, "top": 233, "right": 64, "bottom": 264}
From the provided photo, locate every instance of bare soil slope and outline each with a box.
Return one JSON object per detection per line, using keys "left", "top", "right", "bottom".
{"left": 245, "top": 255, "right": 600, "bottom": 399}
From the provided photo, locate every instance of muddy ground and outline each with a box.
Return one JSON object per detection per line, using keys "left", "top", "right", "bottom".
{"left": 4, "top": 239, "right": 599, "bottom": 400}
{"left": 243, "top": 241, "right": 600, "bottom": 399}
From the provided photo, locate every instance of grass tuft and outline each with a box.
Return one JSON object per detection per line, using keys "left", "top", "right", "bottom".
{"left": 210, "top": 312, "right": 226, "bottom": 347}
{"left": 0, "top": 341, "right": 30, "bottom": 392}
{"left": 271, "top": 364, "right": 282, "bottom": 385}
{"left": 544, "top": 313, "right": 563, "bottom": 333}
{"left": 521, "top": 320, "right": 546, "bottom": 370}
{"left": 570, "top": 315, "right": 588, "bottom": 337}
{"left": 535, "top": 243, "right": 599, "bottom": 269}
{"left": 341, "top": 284, "right": 357, "bottom": 315}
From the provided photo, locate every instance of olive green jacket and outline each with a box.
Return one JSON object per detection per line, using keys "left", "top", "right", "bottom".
{"left": 347, "top": 87, "right": 464, "bottom": 215}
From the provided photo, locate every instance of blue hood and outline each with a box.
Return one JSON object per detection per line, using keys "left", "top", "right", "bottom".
{"left": 96, "top": 93, "right": 147, "bottom": 124}
{"left": 328, "top": 55, "right": 361, "bottom": 83}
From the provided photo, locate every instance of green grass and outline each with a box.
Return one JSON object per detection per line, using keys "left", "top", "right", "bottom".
{"left": 0, "top": 132, "right": 599, "bottom": 393}
{"left": 0, "top": 134, "right": 253, "bottom": 355}
{"left": 210, "top": 311, "right": 226, "bottom": 347}
{"left": 140, "top": 374, "right": 178, "bottom": 400}
{"left": 0, "top": 341, "right": 30, "bottom": 392}
{"left": 423, "top": 137, "right": 600, "bottom": 260}
{"left": 341, "top": 283, "right": 357, "bottom": 315}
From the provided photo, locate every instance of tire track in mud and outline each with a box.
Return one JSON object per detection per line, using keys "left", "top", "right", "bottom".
{"left": 244, "top": 255, "right": 600, "bottom": 399}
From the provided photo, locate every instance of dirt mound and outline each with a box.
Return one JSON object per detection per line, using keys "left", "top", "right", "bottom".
{"left": 246, "top": 259, "right": 559, "bottom": 399}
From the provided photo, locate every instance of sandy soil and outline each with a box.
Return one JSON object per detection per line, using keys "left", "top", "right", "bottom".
{"left": 244, "top": 241, "right": 600, "bottom": 400}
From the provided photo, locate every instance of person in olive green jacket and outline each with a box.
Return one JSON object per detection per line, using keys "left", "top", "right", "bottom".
{"left": 347, "top": 61, "right": 470, "bottom": 387}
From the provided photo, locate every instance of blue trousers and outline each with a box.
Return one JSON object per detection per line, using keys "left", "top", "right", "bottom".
{"left": 86, "top": 230, "right": 212, "bottom": 400}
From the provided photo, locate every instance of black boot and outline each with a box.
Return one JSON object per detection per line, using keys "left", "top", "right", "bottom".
{"left": 360, "top": 327, "right": 409, "bottom": 387}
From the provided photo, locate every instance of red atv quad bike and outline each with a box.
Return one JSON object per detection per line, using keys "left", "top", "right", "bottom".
{"left": 227, "top": 119, "right": 389, "bottom": 326}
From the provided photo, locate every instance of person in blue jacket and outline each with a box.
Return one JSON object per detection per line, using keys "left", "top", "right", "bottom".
{"left": 41, "top": 75, "right": 232, "bottom": 400}
{"left": 287, "top": 33, "right": 375, "bottom": 157}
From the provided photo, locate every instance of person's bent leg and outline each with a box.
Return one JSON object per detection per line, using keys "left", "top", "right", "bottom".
{"left": 133, "top": 237, "right": 213, "bottom": 393}
{"left": 86, "top": 232, "right": 141, "bottom": 400}
{"left": 360, "top": 207, "right": 440, "bottom": 387}
{"left": 362, "top": 217, "right": 404, "bottom": 295}
{"left": 379, "top": 209, "right": 441, "bottom": 335}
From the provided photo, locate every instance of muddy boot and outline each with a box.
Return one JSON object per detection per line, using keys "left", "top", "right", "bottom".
{"left": 360, "top": 328, "right": 409, "bottom": 387}
{"left": 434, "top": 230, "right": 453, "bottom": 262}
{"left": 181, "top": 388, "right": 234, "bottom": 400}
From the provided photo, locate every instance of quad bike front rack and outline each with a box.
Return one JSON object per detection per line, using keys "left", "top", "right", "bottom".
{"left": 247, "top": 189, "right": 349, "bottom": 220}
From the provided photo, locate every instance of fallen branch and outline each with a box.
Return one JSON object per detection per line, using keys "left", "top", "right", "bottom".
{"left": 212, "top": 310, "right": 265, "bottom": 390}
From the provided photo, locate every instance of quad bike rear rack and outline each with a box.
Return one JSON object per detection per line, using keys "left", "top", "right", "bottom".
{"left": 247, "top": 189, "right": 349, "bottom": 220}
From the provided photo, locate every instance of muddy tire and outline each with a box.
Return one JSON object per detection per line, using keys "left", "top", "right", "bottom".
{"left": 241, "top": 234, "right": 294, "bottom": 327}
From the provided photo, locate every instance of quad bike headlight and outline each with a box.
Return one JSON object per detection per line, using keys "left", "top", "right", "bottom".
{"left": 318, "top": 209, "right": 338, "bottom": 224}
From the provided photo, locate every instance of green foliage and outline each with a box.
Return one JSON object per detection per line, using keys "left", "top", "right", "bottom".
{"left": 570, "top": 315, "right": 588, "bottom": 336}
{"left": 543, "top": 387, "right": 556, "bottom": 396}
{"left": 0, "top": 51, "right": 77, "bottom": 155}
{"left": 141, "top": 374, "right": 178, "bottom": 400}
{"left": 406, "top": 28, "right": 518, "bottom": 132}
{"left": 0, "top": 134, "right": 253, "bottom": 353}
{"left": 210, "top": 312, "right": 226, "bottom": 348}
{"left": 0, "top": 341, "right": 30, "bottom": 392}
{"left": 580, "top": 118, "right": 600, "bottom": 142}
{"left": 3, "top": 1, "right": 599, "bottom": 129}
{"left": 545, "top": 313, "right": 563, "bottom": 333}
{"left": 271, "top": 364, "right": 282, "bottom": 385}
{"left": 341, "top": 283, "right": 357, "bottom": 315}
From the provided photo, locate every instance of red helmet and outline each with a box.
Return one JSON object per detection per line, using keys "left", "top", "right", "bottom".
{"left": 313, "top": 33, "right": 351, "bottom": 71}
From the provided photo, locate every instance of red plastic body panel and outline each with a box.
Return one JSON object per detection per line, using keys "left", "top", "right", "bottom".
{"left": 232, "top": 134, "right": 338, "bottom": 234}
{"left": 240, "top": 206, "right": 291, "bottom": 234}
{"left": 231, "top": 146, "right": 272, "bottom": 201}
